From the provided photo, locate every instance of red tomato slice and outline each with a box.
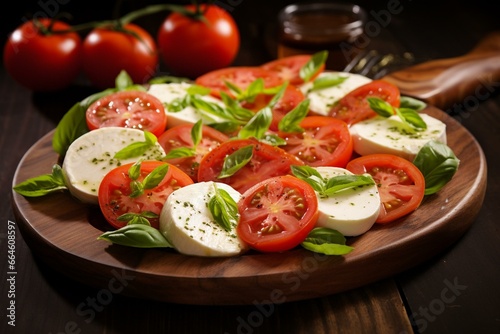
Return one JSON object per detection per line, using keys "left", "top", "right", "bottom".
{"left": 329, "top": 80, "right": 401, "bottom": 126}
{"left": 195, "top": 66, "right": 283, "bottom": 98}
{"left": 158, "top": 124, "right": 229, "bottom": 182}
{"left": 261, "top": 54, "right": 324, "bottom": 86}
{"left": 242, "top": 84, "right": 306, "bottom": 131}
{"left": 197, "top": 138, "right": 304, "bottom": 193}
{"left": 86, "top": 91, "right": 167, "bottom": 137}
{"left": 98, "top": 161, "right": 193, "bottom": 229}
{"left": 279, "top": 116, "right": 353, "bottom": 168}
{"left": 237, "top": 175, "right": 319, "bottom": 252}
{"left": 346, "top": 154, "right": 425, "bottom": 224}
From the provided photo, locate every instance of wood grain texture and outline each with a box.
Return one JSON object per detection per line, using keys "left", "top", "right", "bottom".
{"left": 382, "top": 31, "right": 500, "bottom": 110}
{"left": 11, "top": 106, "right": 486, "bottom": 305}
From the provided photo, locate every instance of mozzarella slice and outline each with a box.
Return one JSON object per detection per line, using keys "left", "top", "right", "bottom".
{"left": 159, "top": 181, "right": 248, "bottom": 257}
{"left": 62, "top": 127, "right": 165, "bottom": 204}
{"left": 299, "top": 72, "right": 372, "bottom": 116}
{"left": 147, "top": 83, "right": 226, "bottom": 128}
{"left": 349, "top": 114, "right": 447, "bottom": 160}
{"left": 314, "top": 167, "right": 380, "bottom": 237}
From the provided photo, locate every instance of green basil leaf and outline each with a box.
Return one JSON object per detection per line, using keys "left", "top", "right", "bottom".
{"left": 301, "top": 227, "right": 353, "bottom": 255}
{"left": 291, "top": 165, "right": 326, "bottom": 193}
{"left": 148, "top": 75, "right": 192, "bottom": 85}
{"left": 163, "top": 147, "right": 196, "bottom": 159}
{"left": 398, "top": 107, "right": 427, "bottom": 130}
{"left": 208, "top": 184, "right": 239, "bottom": 232}
{"left": 129, "top": 180, "right": 144, "bottom": 198}
{"left": 115, "top": 70, "right": 134, "bottom": 90}
{"left": 224, "top": 80, "right": 243, "bottom": 96}
{"left": 191, "top": 119, "right": 203, "bottom": 147}
{"left": 98, "top": 224, "right": 172, "bottom": 248}
{"left": 267, "top": 82, "right": 288, "bottom": 109}
{"left": 413, "top": 140, "right": 460, "bottom": 195}
{"left": 238, "top": 107, "right": 272, "bottom": 140}
{"left": 399, "top": 96, "right": 426, "bottom": 111}
{"left": 260, "top": 134, "right": 287, "bottom": 146}
{"left": 299, "top": 50, "right": 328, "bottom": 82}
{"left": 323, "top": 174, "right": 375, "bottom": 196}
{"left": 142, "top": 164, "right": 169, "bottom": 190}
{"left": 13, "top": 164, "right": 67, "bottom": 197}
{"left": 278, "top": 99, "right": 310, "bottom": 133}
{"left": 117, "top": 211, "right": 158, "bottom": 226}
{"left": 167, "top": 96, "right": 189, "bottom": 112}
{"left": 219, "top": 145, "right": 254, "bottom": 179}
{"left": 367, "top": 97, "right": 394, "bottom": 117}
{"left": 114, "top": 131, "right": 158, "bottom": 159}
{"left": 186, "top": 85, "right": 211, "bottom": 95}
{"left": 311, "top": 75, "right": 348, "bottom": 91}
{"left": 128, "top": 160, "right": 142, "bottom": 180}
{"left": 52, "top": 102, "right": 90, "bottom": 157}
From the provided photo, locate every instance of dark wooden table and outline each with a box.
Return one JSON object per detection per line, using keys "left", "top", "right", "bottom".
{"left": 2, "top": 1, "right": 499, "bottom": 333}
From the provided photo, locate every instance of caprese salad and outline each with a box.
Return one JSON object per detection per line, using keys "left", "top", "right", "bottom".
{"left": 13, "top": 51, "right": 460, "bottom": 257}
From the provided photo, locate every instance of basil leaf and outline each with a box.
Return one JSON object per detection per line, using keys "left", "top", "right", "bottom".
{"left": 13, "top": 164, "right": 67, "bottom": 197}
{"left": 413, "top": 140, "right": 460, "bottom": 195}
{"left": 399, "top": 96, "right": 426, "bottom": 111}
{"left": 367, "top": 97, "right": 394, "bottom": 117}
{"left": 278, "top": 99, "right": 310, "bottom": 133}
{"left": 191, "top": 119, "right": 203, "bottom": 147}
{"left": 128, "top": 160, "right": 142, "bottom": 180}
{"left": 301, "top": 227, "right": 353, "bottom": 255}
{"left": 219, "top": 145, "right": 253, "bottom": 179}
{"left": 114, "top": 131, "right": 158, "bottom": 159}
{"left": 163, "top": 147, "right": 196, "bottom": 159}
{"left": 238, "top": 107, "right": 272, "bottom": 140}
{"left": 117, "top": 211, "right": 158, "bottom": 226}
{"left": 148, "top": 75, "right": 192, "bottom": 84}
{"left": 311, "top": 75, "right": 348, "bottom": 91}
{"left": 323, "top": 174, "right": 375, "bottom": 196}
{"left": 115, "top": 70, "right": 134, "bottom": 90}
{"left": 291, "top": 165, "right": 326, "bottom": 193}
{"left": 186, "top": 85, "right": 211, "bottom": 95}
{"left": 129, "top": 180, "right": 144, "bottom": 198}
{"left": 98, "top": 224, "right": 172, "bottom": 248}
{"left": 299, "top": 50, "right": 328, "bottom": 82}
{"left": 261, "top": 134, "right": 287, "bottom": 146}
{"left": 142, "top": 164, "right": 169, "bottom": 190}
{"left": 52, "top": 102, "right": 89, "bottom": 157}
{"left": 208, "top": 184, "right": 239, "bottom": 232}
{"left": 398, "top": 107, "right": 427, "bottom": 130}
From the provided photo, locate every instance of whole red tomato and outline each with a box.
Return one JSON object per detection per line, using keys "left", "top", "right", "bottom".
{"left": 157, "top": 4, "right": 240, "bottom": 78}
{"left": 3, "top": 19, "right": 82, "bottom": 92}
{"left": 82, "top": 23, "right": 158, "bottom": 89}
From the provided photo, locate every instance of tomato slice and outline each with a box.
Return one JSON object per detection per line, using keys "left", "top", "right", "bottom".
{"left": 237, "top": 175, "right": 319, "bottom": 252}
{"left": 279, "top": 116, "right": 353, "bottom": 168}
{"left": 197, "top": 138, "right": 304, "bottom": 193}
{"left": 261, "top": 54, "right": 324, "bottom": 86}
{"left": 195, "top": 66, "right": 284, "bottom": 98}
{"left": 157, "top": 124, "right": 229, "bottom": 182}
{"left": 86, "top": 91, "right": 167, "bottom": 137}
{"left": 98, "top": 161, "right": 193, "bottom": 229}
{"left": 346, "top": 154, "right": 425, "bottom": 224}
{"left": 329, "top": 80, "right": 401, "bottom": 126}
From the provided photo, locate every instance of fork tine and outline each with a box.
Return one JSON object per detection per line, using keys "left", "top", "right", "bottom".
{"left": 343, "top": 50, "right": 382, "bottom": 78}
{"left": 343, "top": 49, "right": 370, "bottom": 73}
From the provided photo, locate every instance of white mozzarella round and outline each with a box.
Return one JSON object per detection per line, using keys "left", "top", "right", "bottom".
{"left": 160, "top": 181, "right": 248, "bottom": 257}
{"left": 147, "top": 83, "right": 226, "bottom": 128}
{"left": 62, "top": 127, "right": 165, "bottom": 204}
{"left": 349, "top": 114, "right": 447, "bottom": 161}
{"left": 314, "top": 167, "right": 380, "bottom": 237}
{"left": 299, "top": 72, "right": 372, "bottom": 116}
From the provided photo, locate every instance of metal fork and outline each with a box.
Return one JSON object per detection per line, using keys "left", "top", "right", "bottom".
{"left": 343, "top": 50, "right": 416, "bottom": 78}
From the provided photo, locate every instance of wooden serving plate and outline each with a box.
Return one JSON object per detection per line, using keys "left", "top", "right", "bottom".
{"left": 12, "top": 105, "right": 486, "bottom": 305}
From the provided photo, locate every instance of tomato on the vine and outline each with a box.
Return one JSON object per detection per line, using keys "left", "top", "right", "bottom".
{"left": 329, "top": 80, "right": 401, "bottom": 126}
{"left": 85, "top": 90, "right": 167, "bottom": 137}
{"left": 82, "top": 23, "right": 158, "bottom": 89}
{"left": 3, "top": 19, "right": 82, "bottom": 92}
{"left": 346, "top": 154, "right": 425, "bottom": 224}
{"left": 157, "top": 4, "right": 240, "bottom": 78}
{"left": 237, "top": 175, "right": 319, "bottom": 253}
{"left": 98, "top": 161, "right": 193, "bottom": 229}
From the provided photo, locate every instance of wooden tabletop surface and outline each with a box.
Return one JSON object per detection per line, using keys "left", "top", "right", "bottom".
{"left": 1, "top": 1, "right": 499, "bottom": 333}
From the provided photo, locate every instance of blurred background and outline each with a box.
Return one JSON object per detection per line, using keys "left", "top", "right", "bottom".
{"left": 3, "top": 0, "right": 499, "bottom": 70}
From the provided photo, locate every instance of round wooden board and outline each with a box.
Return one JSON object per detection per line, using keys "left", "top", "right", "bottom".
{"left": 12, "top": 105, "right": 486, "bottom": 305}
